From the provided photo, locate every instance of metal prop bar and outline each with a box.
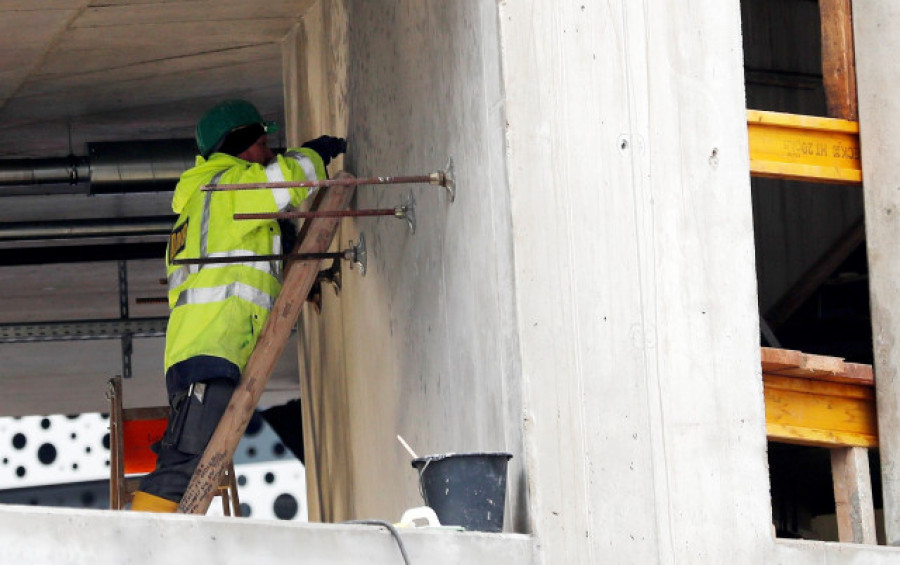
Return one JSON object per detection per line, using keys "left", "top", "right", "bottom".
{"left": 171, "top": 251, "right": 346, "bottom": 266}
{"left": 202, "top": 163, "right": 455, "bottom": 202}
{"left": 203, "top": 173, "right": 436, "bottom": 191}
{"left": 234, "top": 207, "right": 400, "bottom": 221}
{"left": 170, "top": 235, "right": 368, "bottom": 274}
{"left": 235, "top": 193, "right": 416, "bottom": 234}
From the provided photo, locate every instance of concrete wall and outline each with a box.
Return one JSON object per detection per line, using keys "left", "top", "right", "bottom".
{"left": 282, "top": 0, "right": 900, "bottom": 562}
{"left": 498, "top": 2, "right": 900, "bottom": 562}
{"left": 285, "top": 0, "right": 526, "bottom": 528}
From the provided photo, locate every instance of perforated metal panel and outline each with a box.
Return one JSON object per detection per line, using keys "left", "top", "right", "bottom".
{"left": 0, "top": 412, "right": 307, "bottom": 521}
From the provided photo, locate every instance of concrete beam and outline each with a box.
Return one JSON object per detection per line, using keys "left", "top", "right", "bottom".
{"left": 0, "top": 505, "right": 535, "bottom": 565}
{"left": 772, "top": 539, "right": 900, "bottom": 563}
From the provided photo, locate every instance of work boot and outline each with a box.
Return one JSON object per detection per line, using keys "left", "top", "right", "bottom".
{"left": 131, "top": 491, "right": 178, "bottom": 513}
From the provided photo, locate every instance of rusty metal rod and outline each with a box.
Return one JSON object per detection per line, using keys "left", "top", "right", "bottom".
{"left": 171, "top": 251, "right": 347, "bottom": 266}
{"left": 234, "top": 207, "right": 401, "bottom": 221}
{"left": 202, "top": 173, "right": 441, "bottom": 192}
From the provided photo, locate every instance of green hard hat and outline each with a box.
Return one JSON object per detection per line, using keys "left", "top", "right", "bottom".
{"left": 195, "top": 99, "right": 279, "bottom": 158}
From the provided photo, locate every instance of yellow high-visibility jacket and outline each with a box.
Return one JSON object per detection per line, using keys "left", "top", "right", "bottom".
{"left": 164, "top": 148, "right": 326, "bottom": 373}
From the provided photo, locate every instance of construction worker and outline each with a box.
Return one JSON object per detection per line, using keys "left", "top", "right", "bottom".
{"left": 131, "top": 100, "right": 345, "bottom": 512}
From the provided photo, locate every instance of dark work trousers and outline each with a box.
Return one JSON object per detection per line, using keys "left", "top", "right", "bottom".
{"left": 137, "top": 356, "right": 240, "bottom": 503}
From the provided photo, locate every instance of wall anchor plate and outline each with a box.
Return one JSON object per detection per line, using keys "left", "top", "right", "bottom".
{"left": 345, "top": 233, "right": 367, "bottom": 276}
{"left": 400, "top": 191, "right": 416, "bottom": 234}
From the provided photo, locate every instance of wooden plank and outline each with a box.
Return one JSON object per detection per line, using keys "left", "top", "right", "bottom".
{"left": 107, "top": 376, "right": 125, "bottom": 509}
{"left": 177, "top": 174, "right": 355, "bottom": 515}
{"left": 777, "top": 362, "right": 877, "bottom": 387}
{"left": 761, "top": 346, "right": 804, "bottom": 373}
{"left": 831, "top": 446, "right": 877, "bottom": 543}
{"left": 771, "top": 368, "right": 876, "bottom": 387}
{"left": 843, "top": 363, "right": 876, "bottom": 386}
{"left": 762, "top": 347, "right": 875, "bottom": 385}
{"left": 820, "top": 0, "right": 858, "bottom": 121}
{"left": 764, "top": 374, "right": 878, "bottom": 448}
{"left": 747, "top": 110, "right": 861, "bottom": 184}
{"left": 761, "top": 347, "right": 845, "bottom": 379}
{"left": 801, "top": 352, "right": 846, "bottom": 374}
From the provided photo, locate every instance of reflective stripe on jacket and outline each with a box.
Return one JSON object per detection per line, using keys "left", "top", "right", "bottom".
{"left": 164, "top": 148, "right": 326, "bottom": 373}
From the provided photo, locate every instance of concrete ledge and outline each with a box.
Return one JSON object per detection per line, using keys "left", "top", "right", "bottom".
{"left": 771, "top": 538, "right": 900, "bottom": 564}
{"left": 0, "top": 505, "right": 535, "bottom": 565}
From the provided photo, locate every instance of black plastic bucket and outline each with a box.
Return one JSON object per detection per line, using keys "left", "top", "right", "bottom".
{"left": 411, "top": 452, "right": 513, "bottom": 532}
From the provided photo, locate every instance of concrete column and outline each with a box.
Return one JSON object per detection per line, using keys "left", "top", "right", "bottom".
{"left": 499, "top": 0, "right": 771, "bottom": 562}
{"left": 854, "top": 2, "right": 900, "bottom": 546}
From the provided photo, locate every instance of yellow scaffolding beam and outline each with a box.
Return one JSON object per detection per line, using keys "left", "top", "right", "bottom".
{"left": 747, "top": 109, "right": 862, "bottom": 185}
{"left": 762, "top": 347, "right": 878, "bottom": 448}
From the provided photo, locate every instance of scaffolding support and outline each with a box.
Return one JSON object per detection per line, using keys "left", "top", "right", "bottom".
{"left": 820, "top": 0, "right": 858, "bottom": 121}
{"left": 746, "top": 110, "right": 861, "bottom": 185}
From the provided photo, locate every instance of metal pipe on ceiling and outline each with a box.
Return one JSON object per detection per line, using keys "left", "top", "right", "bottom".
{"left": 88, "top": 139, "right": 197, "bottom": 194}
{"left": 0, "top": 216, "right": 174, "bottom": 242}
{"left": 0, "top": 156, "right": 90, "bottom": 187}
{"left": 0, "top": 139, "right": 197, "bottom": 196}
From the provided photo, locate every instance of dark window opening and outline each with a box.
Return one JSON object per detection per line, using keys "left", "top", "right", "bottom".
{"left": 742, "top": 0, "right": 881, "bottom": 543}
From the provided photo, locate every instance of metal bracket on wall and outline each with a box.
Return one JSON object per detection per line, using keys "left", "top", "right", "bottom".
{"left": 400, "top": 191, "right": 416, "bottom": 234}
{"left": 304, "top": 235, "right": 366, "bottom": 312}
{"left": 316, "top": 259, "right": 342, "bottom": 296}
{"left": 433, "top": 157, "right": 456, "bottom": 202}
{"left": 346, "top": 233, "right": 367, "bottom": 276}
{"left": 307, "top": 258, "right": 342, "bottom": 313}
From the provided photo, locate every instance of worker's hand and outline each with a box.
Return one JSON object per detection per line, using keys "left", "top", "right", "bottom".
{"left": 301, "top": 135, "right": 347, "bottom": 166}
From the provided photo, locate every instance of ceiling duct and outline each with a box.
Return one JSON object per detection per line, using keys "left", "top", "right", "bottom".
{"left": 0, "top": 139, "right": 197, "bottom": 196}
{"left": 88, "top": 139, "right": 197, "bottom": 194}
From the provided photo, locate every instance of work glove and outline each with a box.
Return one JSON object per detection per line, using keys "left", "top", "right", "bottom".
{"left": 301, "top": 135, "right": 347, "bottom": 166}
